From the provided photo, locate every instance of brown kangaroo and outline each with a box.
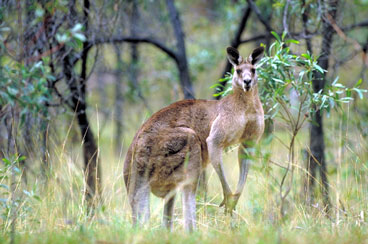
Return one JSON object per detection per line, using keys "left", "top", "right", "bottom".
{"left": 123, "top": 46, "right": 265, "bottom": 231}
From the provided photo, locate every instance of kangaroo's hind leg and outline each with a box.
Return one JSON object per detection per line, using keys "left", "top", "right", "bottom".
{"left": 182, "top": 183, "right": 197, "bottom": 231}
{"left": 163, "top": 194, "right": 176, "bottom": 230}
{"left": 128, "top": 167, "right": 150, "bottom": 226}
{"left": 180, "top": 130, "right": 202, "bottom": 231}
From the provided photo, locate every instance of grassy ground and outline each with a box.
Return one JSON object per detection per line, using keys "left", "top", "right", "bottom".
{"left": 1, "top": 86, "right": 367, "bottom": 243}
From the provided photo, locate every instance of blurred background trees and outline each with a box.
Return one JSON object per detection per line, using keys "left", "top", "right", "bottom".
{"left": 0, "top": 0, "right": 367, "bottom": 221}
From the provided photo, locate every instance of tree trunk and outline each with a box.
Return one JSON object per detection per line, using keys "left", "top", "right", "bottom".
{"left": 114, "top": 44, "right": 124, "bottom": 155}
{"left": 63, "top": 0, "right": 101, "bottom": 209}
{"left": 216, "top": 5, "right": 251, "bottom": 99}
{"left": 129, "top": 0, "right": 150, "bottom": 110}
{"left": 166, "top": 0, "right": 195, "bottom": 99}
{"left": 77, "top": 106, "right": 101, "bottom": 204}
{"left": 307, "top": 0, "right": 338, "bottom": 209}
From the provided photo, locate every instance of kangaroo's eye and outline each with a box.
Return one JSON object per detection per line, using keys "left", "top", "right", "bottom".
{"left": 236, "top": 69, "right": 242, "bottom": 75}
{"left": 251, "top": 68, "right": 256, "bottom": 73}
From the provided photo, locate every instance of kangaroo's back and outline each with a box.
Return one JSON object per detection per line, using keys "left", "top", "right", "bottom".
{"left": 123, "top": 99, "right": 218, "bottom": 194}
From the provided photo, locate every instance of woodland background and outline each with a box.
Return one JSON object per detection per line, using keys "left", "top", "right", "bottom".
{"left": 0, "top": 0, "right": 368, "bottom": 243}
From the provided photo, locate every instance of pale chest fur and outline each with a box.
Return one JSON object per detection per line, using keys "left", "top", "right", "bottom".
{"left": 220, "top": 107, "right": 264, "bottom": 148}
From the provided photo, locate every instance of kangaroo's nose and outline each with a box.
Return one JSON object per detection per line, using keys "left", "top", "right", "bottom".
{"left": 243, "top": 79, "right": 251, "bottom": 85}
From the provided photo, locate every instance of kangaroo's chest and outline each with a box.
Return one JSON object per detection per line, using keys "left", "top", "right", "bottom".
{"left": 240, "top": 113, "right": 264, "bottom": 141}
{"left": 222, "top": 110, "right": 264, "bottom": 147}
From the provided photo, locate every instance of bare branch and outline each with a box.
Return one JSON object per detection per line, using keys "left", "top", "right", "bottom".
{"left": 246, "top": 0, "right": 272, "bottom": 32}
{"left": 90, "top": 36, "right": 179, "bottom": 65}
{"left": 216, "top": 5, "right": 252, "bottom": 99}
{"left": 239, "top": 18, "right": 368, "bottom": 45}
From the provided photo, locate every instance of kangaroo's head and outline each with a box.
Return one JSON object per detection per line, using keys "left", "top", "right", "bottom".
{"left": 226, "top": 46, "right": 264, "bottom": 92}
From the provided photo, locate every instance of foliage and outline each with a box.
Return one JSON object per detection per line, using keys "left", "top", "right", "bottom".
{"left": 0, "top": 155, "right": 40, "bottom": 230}
{"left": 214, "top": 31, "right": 367, "bottom": 124}
{"left": 0, "top": 61, "right": 53, "bottom": 125}
{"left": 214, "top": 31, "right": 367, "bottom": 216}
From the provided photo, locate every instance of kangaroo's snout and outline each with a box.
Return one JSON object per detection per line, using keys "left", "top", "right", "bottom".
{"left": 243, "top": 79, "right": 251, "bottom": 85}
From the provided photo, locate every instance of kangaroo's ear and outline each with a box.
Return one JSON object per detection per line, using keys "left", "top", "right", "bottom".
{"left": 248, "top": 47, "right": 264, "bottom": 65}
{"left": 227, "top": 47, "right": 243, "bottom": 66}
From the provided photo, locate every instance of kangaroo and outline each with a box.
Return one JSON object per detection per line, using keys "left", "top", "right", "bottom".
{"left": 123, "top": 46, "right": 265, "bottom": 231}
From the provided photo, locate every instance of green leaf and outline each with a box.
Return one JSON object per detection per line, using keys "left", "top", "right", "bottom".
{"left": 18, "top": 156, "right": 26, "bottom": 162}
{"left": 346, "top": 89, "right": 351, "bottom": 98}
{"left": 314, "top": 64, "right": 325, "bottom": 73}
{"left": 285, "top": 39, "right": 299, "bottom": 44}
{"left": 281, "top": 31, "right": 287, "bottom": 40}
{"left": 271, "top": 31, "right": 281, "bottom": 43}
{"left": 210, "top": 83, "right": 224, "bottom": 89}
{"left": 2, "top": 158, "right": 11, "bottom": 166}
{"left": 354, "top": 79, "right": 363, "bottom": 88}
{"left": 301, "top": 53, "right": 311, "bottom": 59}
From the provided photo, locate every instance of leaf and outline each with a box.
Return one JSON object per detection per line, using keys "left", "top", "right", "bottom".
{"left": 18, "top": 156, "right": 26, "bottom": 162}
{"left": 33, "top": 195, "right": 41, "bottom": 202}
{"left": 71, "top": 23, "right": 83, "bottom": 33}
{"left": 354, "top": 79, "right": 363, "bottom": 88}
{"left": 73, "top": 33, "right": 86, "bottom": 42}
{"left": 332, "top": 76, "right": 339, "bottom": 86}
{"left": 281, "top": 31, "right": 287, "bottom": 40}
{"left": 314, "top": 64, "right": 325, "bottom": 73}
{"left": 333, "top": 83, "right": 345, "bottom": 88}
{"left": 353, "top": 88, "right": 365, "bottom": 99}
{"left": 272, "top": 78, "right": 285, "bottom": 84}
{"left": 56, "top": 33, "right": 69, "bottom": 43}
{"left": 210, "top": 83, "right": 224, "bottom": 89}
{"left": 271, "top": 31, "right": 281, "bottom": 43}
{"left": 301, "top": 53, "right": 311, "bottom": 59}
{"left": 346, "top": 89, "right": 351, "bottom": 98}
{"left": 2, "top": 158, "right": 11, "bottom": 166}
{"left": 7, "top": 87, "right": 18, "bottom": 96}
{"left": 285, "top": 39, "right": 300, "bottom": 44}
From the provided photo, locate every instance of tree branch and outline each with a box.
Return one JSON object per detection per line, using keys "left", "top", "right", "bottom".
{"left": 341, "top": 19, "right": 368, "bottom": 32}
{"left": 238, "top": 18, "right": 368, "bottom": 45}
{"left": 90, "top": 36, "right": 180, "bottom": 67}
{"left": 246, "top": 0, "right": 272, "bottom": 32}
{"left": 216, "top": 5, "right": 252, "bottom": 99}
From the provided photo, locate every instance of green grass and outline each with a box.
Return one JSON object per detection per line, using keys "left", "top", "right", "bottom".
{"left": 1, "top": 90, "right": 367, "bottom": 243}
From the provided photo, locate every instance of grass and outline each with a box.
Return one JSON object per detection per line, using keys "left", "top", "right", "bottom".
{"left": 0, "top": 91, "right": 367, "bottom": 243}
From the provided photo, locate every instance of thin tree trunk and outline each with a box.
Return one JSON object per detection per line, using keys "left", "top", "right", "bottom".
{"left": 129, "top": 0, "right": 150, "bottom": 110}
{"left": 80, "top": 0, "right": 101, "bottom": 206}
{"left": 40, "top": 111, "right": 49, "bottom": 178}
{"left": 166, "top": 0, "right": 195, "bottom": 99}
{"left": 63, "top": 0, "right": 101, "bottom": 208}
{"left": 216, "top": 5, "right": 251, "bottom": 98}
{"left": 114, "top": 44, "right": 124, "bottom": 155}
{"left": 307, "top": 0, "right": 338, "bottom": 209}
{"left": 302, "top": 0, "right": 313, "bottom": 54}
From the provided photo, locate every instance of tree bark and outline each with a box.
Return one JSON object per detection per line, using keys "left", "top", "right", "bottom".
{"left": 307, "top": 0, "right": 339, "bottom": 209}
{"left": 63, "top": 0, "right": 101, "bottom": 208}
{"left": 114, "top": 44, "right": 124, "bottom": 156}
{"left": 129, "top": 0, "right": 150, "bottom": 110}
{"left": 166, "top": 0, "right": 195, "bottom": 99}
{"left": 216, "top": 5, "right": 251, "bottom": 98}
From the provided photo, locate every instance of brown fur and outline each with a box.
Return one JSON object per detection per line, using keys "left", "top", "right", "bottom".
{"left": 123, "top": 47, "right": 265, "bottom": 230}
